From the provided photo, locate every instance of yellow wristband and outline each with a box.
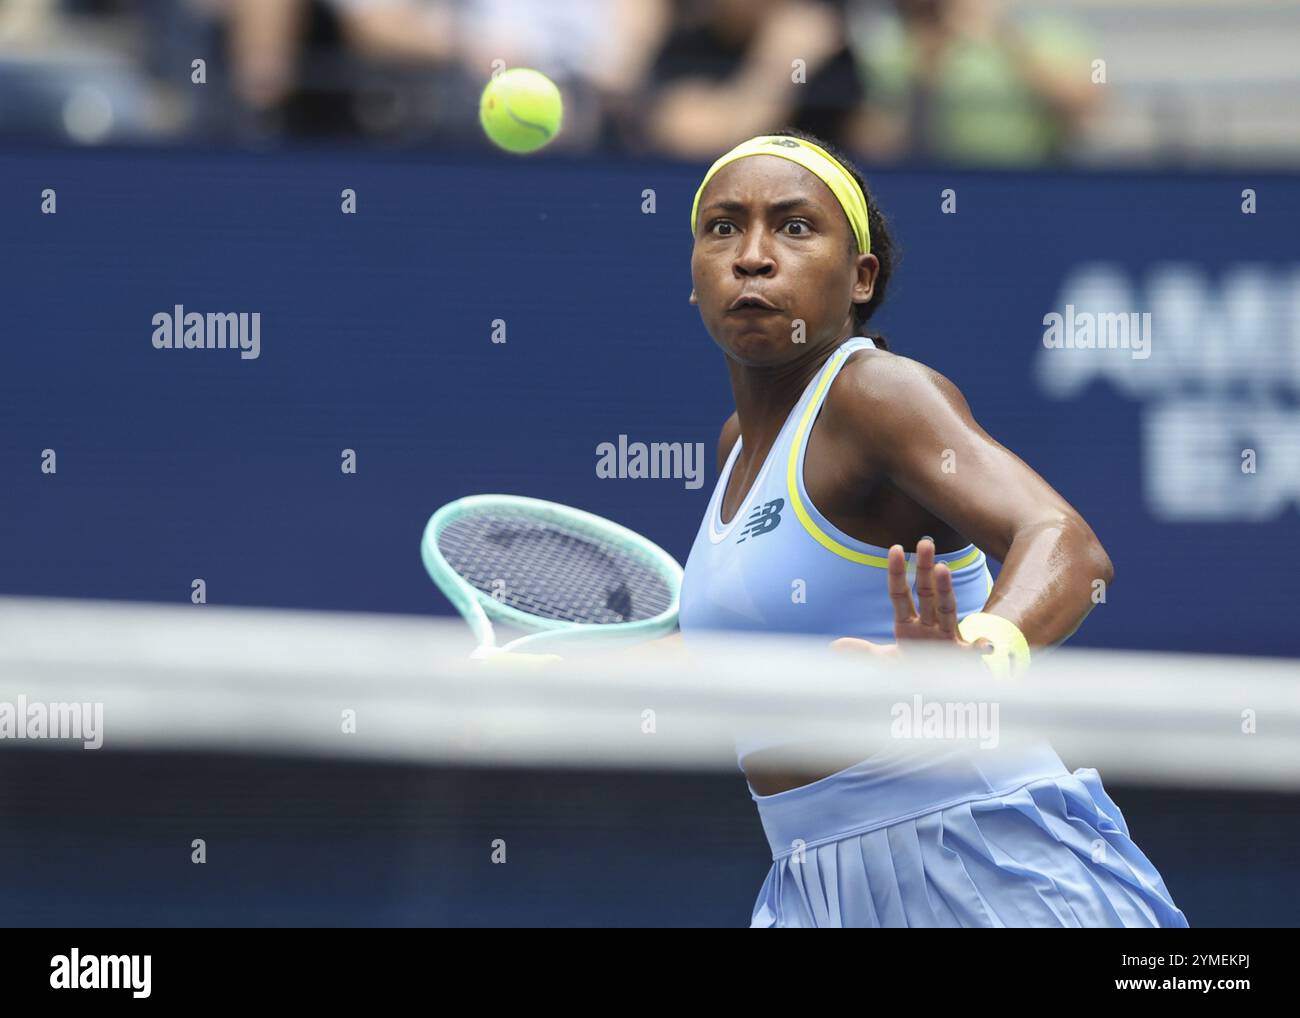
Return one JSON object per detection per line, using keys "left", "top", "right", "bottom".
{"left": 958, "top": 612, "right": 1031, "bottom": 678}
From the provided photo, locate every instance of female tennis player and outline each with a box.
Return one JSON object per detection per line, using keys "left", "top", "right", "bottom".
{"left": 677, "top": 129, "right": 1188, "bottom": 928}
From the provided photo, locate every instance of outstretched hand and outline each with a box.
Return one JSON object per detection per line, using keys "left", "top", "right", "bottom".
{"left": 830, "top": 538, "right": 986, "bottom": 658}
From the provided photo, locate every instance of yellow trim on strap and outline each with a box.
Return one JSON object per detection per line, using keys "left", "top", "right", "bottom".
{"left": 947, "top": 546, "right": 984, "bottom": 571}
{"left": 785, "top": 350, "right": 984, "bottom": 572}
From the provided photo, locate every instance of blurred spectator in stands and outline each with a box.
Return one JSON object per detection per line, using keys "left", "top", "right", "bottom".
{"left": 849, "top": 0, "right": 1098, "bottom": 165}
{"left": 447, "top": 0, "right": 669, "bottom": 151}
{"left": 0, "top": 0, "right": 1107, "bottom": 162}
{"left": 226, "top": 0, "right": 310, "bottom": 115}
{"left": 635, "top": 0, "right": 864, "bottom": 160}
{"left": 226, "top": 0, "right": 668, "bottom": 150}
{"left": 220, "top": 0, "right": 370, "bottom": 140}
{"left": 0, "top": 0, "right": 198, "bottom": 143}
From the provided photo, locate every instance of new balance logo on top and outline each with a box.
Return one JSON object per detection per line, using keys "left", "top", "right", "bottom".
{"left": 737, "top": 498, "right": 783, "bottom": 542}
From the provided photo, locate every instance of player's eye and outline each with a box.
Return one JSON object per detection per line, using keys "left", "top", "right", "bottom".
{"left": 708, "top": 220, "right": 736, "bottom": 236}
{"left": 782, "top": 219, "right": 813, "bottom": 236}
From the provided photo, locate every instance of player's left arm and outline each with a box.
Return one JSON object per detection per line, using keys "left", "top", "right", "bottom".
{"left": 833, "top": 353, "right": 1113, "bottom": 648}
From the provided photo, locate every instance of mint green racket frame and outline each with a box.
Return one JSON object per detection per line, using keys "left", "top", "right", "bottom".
{"left": 422, "top": 494, "right": 683, "bottom": 657}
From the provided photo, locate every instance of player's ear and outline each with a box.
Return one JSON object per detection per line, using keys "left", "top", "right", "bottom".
{"left": 853, "top": 254, "right": 879, "bottom": 306}
{"left": 688, "top": 288, "right": 698, "bottom": 305}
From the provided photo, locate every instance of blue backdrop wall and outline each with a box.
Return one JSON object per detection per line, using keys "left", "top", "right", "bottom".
{"left": 2, "top": 148, "right": 1298, "bottom": 656}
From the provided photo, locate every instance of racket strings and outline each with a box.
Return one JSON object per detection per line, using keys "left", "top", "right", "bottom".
{"left": 438, "top": 510, "right": 674, "bottom": 625}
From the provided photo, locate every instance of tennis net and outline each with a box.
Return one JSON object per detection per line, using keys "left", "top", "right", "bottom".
{"left": 1, "top": 595, "right": 1297, "bottom": 926}
{"left": 2, "top": 595, "right": 1297, "bottom": 787}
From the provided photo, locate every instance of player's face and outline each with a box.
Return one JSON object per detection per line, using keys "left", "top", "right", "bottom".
{"left": 690, "top": 156, "right": 872, "bottom": 365}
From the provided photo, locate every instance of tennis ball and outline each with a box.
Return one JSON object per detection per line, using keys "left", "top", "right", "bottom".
{"left": 479, "top": 68, "right": 563, "bottom": 154}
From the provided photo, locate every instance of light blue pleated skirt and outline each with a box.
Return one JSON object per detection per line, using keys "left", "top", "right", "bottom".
{"left": 749, "top": 740, "right": 1189, "bottom": 928}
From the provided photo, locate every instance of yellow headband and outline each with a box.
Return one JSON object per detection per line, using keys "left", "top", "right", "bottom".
{"left": 690, "top": 135, "right": 871, "bottom": 255}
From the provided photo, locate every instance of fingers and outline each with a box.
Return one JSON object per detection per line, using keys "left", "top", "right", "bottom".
{"left": 914, "top": 537, "right": 937, "bottom": 627}
{"left": 933, "top": 562, "right": 958, "bottom": 638}
{"left": 890, "top": 539, "right": 962, "bottom": 643}
{"left": 887, "top": 544, "right": 916, "bottom": 625}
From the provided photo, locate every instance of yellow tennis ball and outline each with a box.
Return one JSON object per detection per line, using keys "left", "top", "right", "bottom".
{"left": 479, "top": 68, "right": 563, "bottom": 154}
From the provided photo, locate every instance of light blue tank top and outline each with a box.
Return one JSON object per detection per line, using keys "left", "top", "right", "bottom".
{"left": 679, "top": 336, "right": 995, "bottom": 761}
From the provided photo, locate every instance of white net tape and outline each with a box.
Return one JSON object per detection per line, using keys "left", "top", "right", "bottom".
{"left": 2, "top": 596, "right": 1297, "bottom": 789}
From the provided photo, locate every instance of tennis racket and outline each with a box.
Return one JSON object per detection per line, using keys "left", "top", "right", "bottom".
{"left": 421, "top": 494, "right": 684, "bottom": 662}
